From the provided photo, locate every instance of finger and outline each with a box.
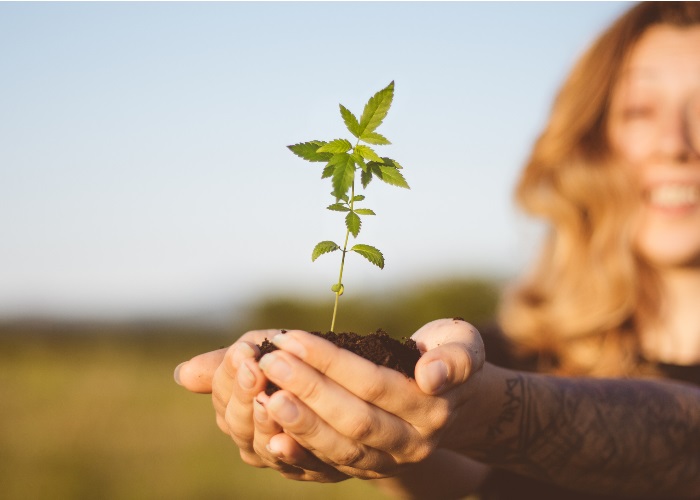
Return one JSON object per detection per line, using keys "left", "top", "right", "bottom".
{"left": 412, "top": 318, "right": 485, "bottom": 395}
{"left": 211, "top": 328, "right": 279, "bottom": 414}
{"left": 259, "top": 350, "right": 426, "bottom": 463}
{"left": 265, "top": 389, "right": 397, "bottom": 478}
{"left": 267, "top": 330, "right": 429, "bottom": 418}
{"left": 175, "top": 348, "right": 227, "bottom": 394}
{"left": 223, "top": 356, "right": 268, "bottom": 451}
{"left": 250, "top": 392, "right": 350, "bottom": 482}
{"left": 211, "top": 342, "right": 258, "bottom": 416}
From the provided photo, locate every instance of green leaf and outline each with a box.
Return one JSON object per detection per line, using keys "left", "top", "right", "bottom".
{"left": 354, "top": 208, "right": 376, "bottom": 216}
{"left": 321, "top": 163, "right": 334, "bottom": 179}
{"left": 352, "top": 150, "right": 367, "bottom": 172}
{"left": 340, "top": 105, "right": 360, "bottom": 138}
{"left": 312, "top": 241, "right": 340, "bottom": 262}
{"left": 368, "top": 162, "right": 383, "bottom": 177}
{"left": 381, "top": 157, "right": 404, "bottom": 169}
{"left": 377, "top": 165, "right": 410, "bottom": 189}
{"left": 317, "top": 139, "right": 352, "bottom": 154}
{"left": 330, "top": 153, "right": 356, "bottom": 199}
{"left": 355, "top": 145, "right": 384, "bottom": 164}
{"left": 358, "top": 81, "right": 394, "bottom": 136}
{"left": 351, "top": 194, "right": 365, "bottom": 202}
{"left": 350, "top": 244, "right": 385, "bottom": 269}
{"left": 288, "top": 141, "right": 334, "bottom": 162}
{"left": 327, "top": 203, "right": 350, "bottom": 212}
{"left": 346, "top": 211, "right": 361, "bottom": 237}
{"left": 361, "top": 168, "right": 373, "bottom": 189}
{"left": 360, "top": 131, "right": 391, "bottom": 145}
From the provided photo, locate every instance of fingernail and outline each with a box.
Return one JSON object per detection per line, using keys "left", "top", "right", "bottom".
{"left": 174, "top": 362, "right": 185, "bottom": 386}
{"left": 266, "top": 440, "right": 282, "bottom": 456}
{"left": 271, "top": 333, "right": 307, "bottom": 359}
{"left": 424, "top": 360, "right": 448, "bottom": 393}
{"left": 253, "top": 400, "right": 268, "bottom": 423}
{"left": 270, "top": 394, "right": 298, "bottom": 424}
{"left": 258, "top": 353, "right": 291, "bottom": 382}
{"left": 237, "top": 362, "right": 256, "bottom": 390}
{"left": 232, "top": 343, "right": 256, "bottom": 369}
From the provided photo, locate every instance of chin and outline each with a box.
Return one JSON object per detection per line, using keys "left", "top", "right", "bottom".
{"left": 638, "top": 248, "right": 700, "bottom": 270}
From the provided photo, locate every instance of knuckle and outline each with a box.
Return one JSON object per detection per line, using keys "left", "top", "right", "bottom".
{"left": 296, "top": 376, "right": 323, "bottom": 405}
{"left": 239, "top": 450, "right": 266, "bottom": 468}
{"left": 399, "top": 441, "right": 432, "bottom": 464}
{"left": 211, "top": 390, "right": 228, "bottom": 411}
{"left": 345, "top": 412, "right": 375, "bottom": 442}
{"left": 332, "top": 445, "right": 364, "bottom": 467}
{"left": 360, "top": 366, "right": 388, "bottom": 403}
{"left": 215, "top": 414, "right": 230, "bottom": 436}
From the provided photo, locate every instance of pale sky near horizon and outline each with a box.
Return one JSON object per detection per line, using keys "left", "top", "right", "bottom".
{"left": 0, "top": 1, "right": 631, "bottom": 320}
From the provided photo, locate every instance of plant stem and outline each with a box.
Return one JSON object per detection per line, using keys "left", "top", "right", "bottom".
{"left": 330, "top": 180, "right": 356, "bottom": 332}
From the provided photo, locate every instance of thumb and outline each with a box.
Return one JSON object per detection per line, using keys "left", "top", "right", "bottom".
{"left": 412, "top": 318, "right": 485, "bottom": 396}
{"left": 174, "top": 347, "right": 227, "bottom": 394}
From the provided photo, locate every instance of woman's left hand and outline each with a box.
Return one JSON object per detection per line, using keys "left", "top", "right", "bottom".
{"left": 255, "top": 318, "right": 487, "bottom": 479}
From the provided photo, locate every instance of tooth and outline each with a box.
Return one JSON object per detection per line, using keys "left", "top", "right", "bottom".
{"left": 649, "top": 185, "right": 699, "bottom": 206}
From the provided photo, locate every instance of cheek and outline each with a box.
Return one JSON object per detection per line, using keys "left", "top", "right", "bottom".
{"left": 609, "top": 126, "right": 655, "bottom": 165}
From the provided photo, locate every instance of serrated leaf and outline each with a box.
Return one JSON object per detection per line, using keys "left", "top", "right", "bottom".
{"left": 345, "top": 211, "right": 361, "bottom": 238}
{"left": 352, "top": 150, "right": 368, "bottom": 172}
{"left": 358, "top": 81, "right": 394, "bottom": 137}
{"left": 312, "top": 241, "right": 340, "bottom": 262}
{"left": 381, "top": 157, "right": 404, "bottom": 169}
{"left": 330, "top": 153, "right": 355, "bottom": 199}
{"left": 327, "top": 203, "right": 350, "bottom": 212}
{"left": 340, "top": 104, "right": 360, "bottom": 138}
{"left": 360, "top": 131, "right": 391, "bottom": 145}
{"left": 350, "top": 244, "right": 385, "bottom": 269}
{"left": 356, "top": 145, "right": 384, "bottom": 164}
{"left": 354, "top": 208, "right": 376, "bottom": 216}
{"left": 323, "top": 162, "right": 338, "bottom": 179}
{"left": 377, "top": 165, "right": 410, "bottom": 189}
{"left": 288, "top": 141, "right": 334, "bottom": 162}
{"left": 368, "top": 162, "right": 383, "bottom": 177}
{"left": 317, "top": 139, "right": 352, "bottom": 154}
{"left": 351, "top": 194, "right": 365, "bottom": 202}
{"left": 361, "top": 168, "right": 373, "bottom": 189}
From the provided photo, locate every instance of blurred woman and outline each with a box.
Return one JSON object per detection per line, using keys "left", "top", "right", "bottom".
{"left": 176, "top": 3, "right": 700, "bottom": 498}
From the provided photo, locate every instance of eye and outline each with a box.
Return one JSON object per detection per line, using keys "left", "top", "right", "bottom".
{"left": 621, "top": 106, "right": 655, "bottom": 121}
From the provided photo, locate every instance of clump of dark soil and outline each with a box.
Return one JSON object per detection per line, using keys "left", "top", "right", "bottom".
{"left": 258, "top": 329, "right": 422, "bottom": 395}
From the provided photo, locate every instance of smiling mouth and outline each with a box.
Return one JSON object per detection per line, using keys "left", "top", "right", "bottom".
{"left": 647, "top": 184, "right": 700, "bottom": 208}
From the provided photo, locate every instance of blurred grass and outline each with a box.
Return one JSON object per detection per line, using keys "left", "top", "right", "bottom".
{"left": 0, "top": 278, "right": 500, "bottom": 499}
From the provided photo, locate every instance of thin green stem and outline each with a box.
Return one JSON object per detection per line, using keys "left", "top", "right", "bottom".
{"left": 330, "top": 163, "right": 358, "bottom": 332}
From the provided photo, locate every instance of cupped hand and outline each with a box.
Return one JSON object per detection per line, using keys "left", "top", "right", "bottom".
{"left": 256, "top": 318, "right": 487, "bottom": 479}
{"left": 174, "top": 329, "right": 349, "bottom": 482}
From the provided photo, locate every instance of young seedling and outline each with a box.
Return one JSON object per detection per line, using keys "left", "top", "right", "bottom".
{"left": 288, "top": 81, "right": 409, "bottom": 332}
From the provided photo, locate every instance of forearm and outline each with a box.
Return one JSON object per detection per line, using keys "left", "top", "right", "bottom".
{"left": 455, "top": 364, "right": 700, "bottom": 497}
{"left": 369, "top": 449, "right": 490, "bottom": 500}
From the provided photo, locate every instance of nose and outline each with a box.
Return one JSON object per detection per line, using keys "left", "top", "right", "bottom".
{"left": 658, "top": 105, "right": 697, "bottom": 162}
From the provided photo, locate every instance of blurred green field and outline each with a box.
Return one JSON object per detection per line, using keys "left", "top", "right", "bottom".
{"left": 0, "top": 278, "right": 499, "bottom": 499}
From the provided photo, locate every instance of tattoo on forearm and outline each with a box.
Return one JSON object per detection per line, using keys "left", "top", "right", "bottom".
{"left": 480, "top": 374, "right": 700, "bottom": 496}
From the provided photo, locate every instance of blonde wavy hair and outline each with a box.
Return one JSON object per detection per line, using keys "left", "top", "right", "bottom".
{"left": 499, "top": 2, "right": 700, "bottom": 376}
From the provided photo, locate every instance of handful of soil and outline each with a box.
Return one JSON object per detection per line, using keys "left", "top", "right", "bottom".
{"left": 258, "top": 329, "right": 422, "bottom": 395}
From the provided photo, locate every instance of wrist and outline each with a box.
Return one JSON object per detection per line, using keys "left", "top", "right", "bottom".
{"left": 440, "top": 363, "right": 519, "bottom": 456}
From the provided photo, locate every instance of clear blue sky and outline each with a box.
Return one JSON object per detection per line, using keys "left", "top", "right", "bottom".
{"left": 0, "top": 2, "right": 630, "bottom": 319}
